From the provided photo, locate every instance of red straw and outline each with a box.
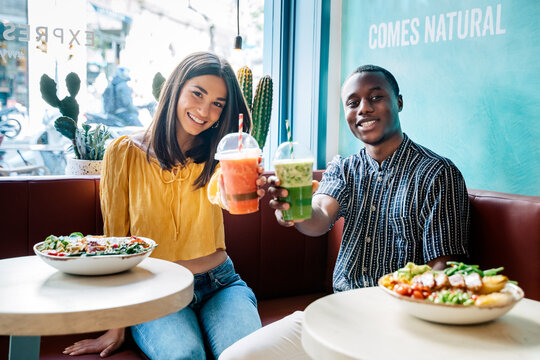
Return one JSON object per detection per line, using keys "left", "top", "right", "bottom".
{"left": 238, "top": 113, "right": 243, "bottom": 151}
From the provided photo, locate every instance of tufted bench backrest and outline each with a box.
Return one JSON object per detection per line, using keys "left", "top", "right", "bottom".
{"left": 1, "top": 176, "right": 539, "bottom": 301}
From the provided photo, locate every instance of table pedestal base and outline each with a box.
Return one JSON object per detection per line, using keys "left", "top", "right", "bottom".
{"left": 9, "top": 336, "right": 40, "bottom": 360}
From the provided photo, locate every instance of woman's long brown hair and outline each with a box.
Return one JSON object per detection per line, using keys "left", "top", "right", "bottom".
{"left": 147, "top": 52, "right": 252, "bottom": 189}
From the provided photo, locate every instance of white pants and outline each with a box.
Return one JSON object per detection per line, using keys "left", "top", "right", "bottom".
{"left": 219, "top": 311, "right": 311, "bottom": 360}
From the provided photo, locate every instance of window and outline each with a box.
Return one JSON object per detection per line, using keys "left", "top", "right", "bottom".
{"left": 0, "top": 0, "right": 264, "bottom": 176}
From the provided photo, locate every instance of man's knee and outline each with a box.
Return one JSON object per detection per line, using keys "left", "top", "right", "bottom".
{"left": 219, "top": 311, "right": 306, "bottom": 360}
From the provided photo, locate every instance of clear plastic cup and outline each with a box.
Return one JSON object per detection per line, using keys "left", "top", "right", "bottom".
{"left": 215, "top": 132, "right": 261, "bottom": 214}
{"left": 273, "top": 142, "right": 314, "bottom": 221}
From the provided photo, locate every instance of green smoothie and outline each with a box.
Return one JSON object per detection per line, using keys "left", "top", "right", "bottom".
{"left": 273, "top": 159, "right": 313, "bottom": 220}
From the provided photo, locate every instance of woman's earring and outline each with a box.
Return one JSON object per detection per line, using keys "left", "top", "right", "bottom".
{"left": 212, "top": 121, "right": 220, "bottom": 129}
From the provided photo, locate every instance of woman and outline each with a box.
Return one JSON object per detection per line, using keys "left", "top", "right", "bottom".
{"left": 64, "top": 52, "right": 263, "bottom": 359}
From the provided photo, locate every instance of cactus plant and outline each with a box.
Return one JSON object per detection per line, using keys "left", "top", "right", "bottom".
{"left": 40, "top": 72, "right": 110, "bottom": 160}
{"left": 237, "top": 66, "right": 253, "bottom": 110}
{"left": 251, "top": 76, "right": 273, "bottom": 148}
{"left": 237, "top": 66, "right": 273, "bottom": 148}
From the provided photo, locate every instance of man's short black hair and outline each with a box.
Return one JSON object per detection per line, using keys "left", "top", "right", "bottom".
{"left": 350, "top": 65, "right": 400, "bottom": 97}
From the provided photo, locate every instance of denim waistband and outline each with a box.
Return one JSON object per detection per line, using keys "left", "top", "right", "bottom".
{"left": 190, "top": 256, "right": 241, "bottom": 306}
{"left": 193, "top": 256, "right": 234, "bottom": 282}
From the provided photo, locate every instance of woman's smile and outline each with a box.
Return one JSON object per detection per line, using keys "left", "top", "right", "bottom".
{"left": 187, "top": 112, "right": 206, "bottom": 126}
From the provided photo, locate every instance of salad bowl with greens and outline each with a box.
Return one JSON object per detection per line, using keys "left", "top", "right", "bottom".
{"left": 33, "top": 232, "right": 157, "bottom": 275}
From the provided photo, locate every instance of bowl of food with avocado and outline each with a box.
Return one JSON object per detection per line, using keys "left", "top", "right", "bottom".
{"left": 378, "top": 262, "right": 524, "bottom": 324}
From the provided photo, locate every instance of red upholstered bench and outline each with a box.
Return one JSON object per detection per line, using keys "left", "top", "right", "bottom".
{"left": 1, "top": 174, "right": 538, "bottom": 359}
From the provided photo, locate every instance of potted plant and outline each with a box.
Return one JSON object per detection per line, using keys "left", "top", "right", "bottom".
{"left": 40, "top": 72, "right": 111, "bottom": 175}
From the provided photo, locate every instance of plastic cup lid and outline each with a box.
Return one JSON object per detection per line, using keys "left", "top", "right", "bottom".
{"left": 215, "top": 132, "right": 261, "bottom": 160}
{"left": 273, "top": 141, "right": 314, "bottom": 163}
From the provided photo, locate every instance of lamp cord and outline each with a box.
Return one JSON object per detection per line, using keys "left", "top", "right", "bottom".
{"left": 236, "top": 0, "right": 240, "bottom": 35}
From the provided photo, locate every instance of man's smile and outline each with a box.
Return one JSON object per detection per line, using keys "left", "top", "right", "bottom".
{"left": 356, "top": 118, "right": 377, "bottom": 129}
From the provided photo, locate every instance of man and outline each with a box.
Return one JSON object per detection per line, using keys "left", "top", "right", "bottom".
{"left": 102, "top": 67, "right": 142, "bottom": 127}
{"left": 220, "top": 65, "right": 470, "bottom": 359}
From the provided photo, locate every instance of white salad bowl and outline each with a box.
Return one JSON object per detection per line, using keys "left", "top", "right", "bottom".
{"left": 378, "top": 278, "right": 524, "bottom": 325}
{"left": 33, "top": 237, "right": 156, "bottom": 275}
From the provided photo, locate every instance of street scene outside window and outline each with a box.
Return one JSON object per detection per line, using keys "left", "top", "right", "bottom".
{"left": 0, "top": 0, "right": 264, "bottom": 176}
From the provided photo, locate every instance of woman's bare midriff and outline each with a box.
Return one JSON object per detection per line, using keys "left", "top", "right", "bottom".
{"left": 175, "top": 249, "right": 228, "bottom": 274}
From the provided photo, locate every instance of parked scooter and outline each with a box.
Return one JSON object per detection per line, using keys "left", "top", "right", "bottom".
{"left": 0, "top": 107, "right": 23, "bottom": 139}
{"left": 85, "top": 101, "right": 156, "bottom": 126}
{"left": 84, "top": 112, "right": 127, "bottom": 127}
{"left": 0, "top": 106, "right": 51, "bottom": 175}
{"left": 84, "top": 101, "right": 156, "bottom": 137}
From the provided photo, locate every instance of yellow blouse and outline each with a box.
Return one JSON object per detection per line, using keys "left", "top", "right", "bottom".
{"left": 100, "top": 135, "right": 225, "bottom": 261}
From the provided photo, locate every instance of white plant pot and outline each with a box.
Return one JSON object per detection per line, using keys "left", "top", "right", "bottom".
{"left": 65, "top": 158, "right": 103, "bottom": 176}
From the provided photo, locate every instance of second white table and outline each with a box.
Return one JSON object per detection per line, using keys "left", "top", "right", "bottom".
{"left": 302, "top": 287, "right": 540, "bottom": 360}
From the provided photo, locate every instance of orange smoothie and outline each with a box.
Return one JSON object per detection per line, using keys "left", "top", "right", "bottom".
{"left": 220, "top": 157, "right": 259, "bottom": 214}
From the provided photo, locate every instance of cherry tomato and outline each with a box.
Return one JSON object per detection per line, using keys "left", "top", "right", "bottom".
{"left": 412, "top": 290, "right": 424, "bottom": 299}
{"left": 394, "top": 284, "right": 412, "bottom": 296}
{"left": 129, "top": 238, "right": 148, "bottom": 247}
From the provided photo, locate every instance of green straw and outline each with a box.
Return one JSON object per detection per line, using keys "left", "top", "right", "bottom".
{"left": 285, "top": 119, "right": 294, "bottom": 159}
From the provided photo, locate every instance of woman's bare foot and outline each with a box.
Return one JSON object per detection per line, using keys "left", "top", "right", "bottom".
{"left": 63, "top": 328, "right": 125, "bottom": 357}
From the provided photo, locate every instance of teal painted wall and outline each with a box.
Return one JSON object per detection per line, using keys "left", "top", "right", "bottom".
{"left": 340, "top": 0, "right": 540, "bottom": 196}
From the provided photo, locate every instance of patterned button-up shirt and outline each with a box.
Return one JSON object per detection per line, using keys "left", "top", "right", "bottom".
{"left": 317, "top": 134, "right": 470, "bottom": 292}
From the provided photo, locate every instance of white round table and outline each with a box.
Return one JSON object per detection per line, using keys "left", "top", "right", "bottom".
{"left": 0, "top": 256, "right": 194, "bottom": 359}
{"left": 302, "top": 287, "right": 540, "bottom": 360}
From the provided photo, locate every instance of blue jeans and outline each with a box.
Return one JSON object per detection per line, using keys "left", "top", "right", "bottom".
{"left": 131, "top": 257, "right": 261, "bottom": 360}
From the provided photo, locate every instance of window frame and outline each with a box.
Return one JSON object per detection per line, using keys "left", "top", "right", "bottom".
{"left": 263, "top": 0, "right": 337, "bottom": 170}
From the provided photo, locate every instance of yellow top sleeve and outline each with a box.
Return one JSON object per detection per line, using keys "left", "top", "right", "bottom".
{"left": 100, "top": 135, "right": 225, "bottom": 261}
{"left": 207, "top": 166, "right": 229, "bottom": 210}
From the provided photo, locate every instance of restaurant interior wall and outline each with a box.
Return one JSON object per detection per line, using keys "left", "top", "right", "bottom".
{"left": 339, "top": 0, "right": 540, "bottom": 196}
